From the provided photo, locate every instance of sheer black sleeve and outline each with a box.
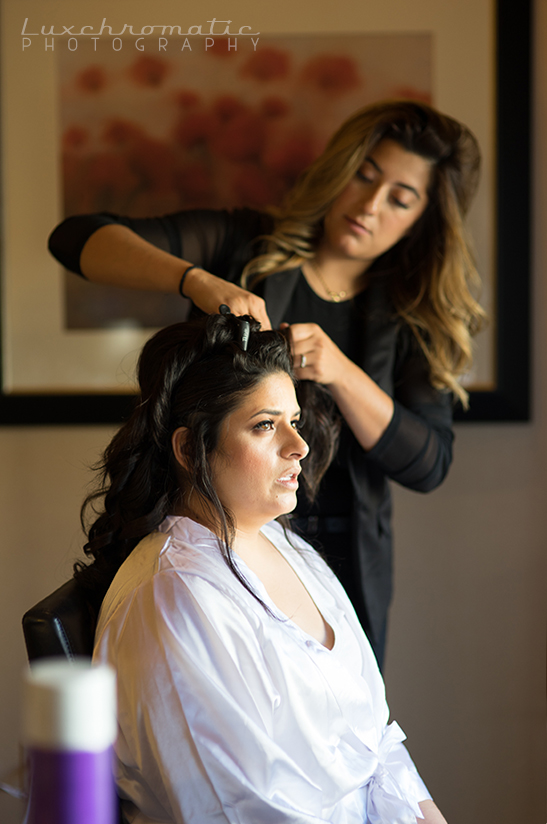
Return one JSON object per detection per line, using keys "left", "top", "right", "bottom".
{"left": 48, "top": 214, "right": 119, "bottom": 275}
{"left": 48, "top": 209, "right": 273, "bottom": 281}
{"left": 366, "top": 331, "right": 454, "bottom": 492}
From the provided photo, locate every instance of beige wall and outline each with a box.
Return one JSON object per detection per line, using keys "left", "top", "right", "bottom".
{"left": 1, "top": 1, "right": 546, "bottom": 822}
{"left": 0, "top": 427, "right": 112, "bottom": 822}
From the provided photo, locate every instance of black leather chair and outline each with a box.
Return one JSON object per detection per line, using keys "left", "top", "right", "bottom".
{"left": 22, "top": 578, "right": 100, "bottom": 662}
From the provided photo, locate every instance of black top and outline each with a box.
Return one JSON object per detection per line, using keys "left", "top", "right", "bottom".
{"left": 283, "top": 274, "right": 361, "bottom": 363}
{"left": 49, "top": 208, "right": 454, "bottom": 646}
{"left": 283, "top": 274, "right": 357, "bottom": 520}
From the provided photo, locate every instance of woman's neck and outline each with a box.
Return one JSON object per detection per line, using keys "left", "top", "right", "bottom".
{"left": 231, "top": 525, "right": 271, "bottom": 563}
{"left": 302, "top": 252, "right": 370, "bottom": 302}
{"left": 175, "top": 500, "right": 266, "bottom": 556}
{"left": 313, "top": 244, "right": 371, "bottom": 280}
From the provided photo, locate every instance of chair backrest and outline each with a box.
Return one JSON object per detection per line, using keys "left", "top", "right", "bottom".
{"left": 22, "top": 579, "right": 100, "bottom": 661}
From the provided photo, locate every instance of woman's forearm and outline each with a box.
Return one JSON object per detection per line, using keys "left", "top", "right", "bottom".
{"left": 287, "top": 322, "right": 394, "bottom": 451}
{"left": 79, "top": 223, "right": 190, "bottom": 292}
{"left": 326, "top": 356, "right": 394, "bottom": 451}
{"left": 79, "top": 223, "right": 273, "bottom": 328}
{"left": 287, "top": 322, "right": 453, "bottom": 474}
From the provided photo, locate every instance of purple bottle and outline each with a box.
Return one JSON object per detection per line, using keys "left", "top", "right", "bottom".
{"left": 23, "top": 660, "right": 117, "bottom": 824}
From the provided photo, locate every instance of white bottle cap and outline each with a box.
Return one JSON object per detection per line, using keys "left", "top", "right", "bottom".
{"left": 23, "top": 659, "right": 117, "bottom": 752}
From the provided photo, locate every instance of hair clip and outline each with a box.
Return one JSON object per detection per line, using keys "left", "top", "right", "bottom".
{"left": 219, "top": 304, "right": 250, "bottom": 352}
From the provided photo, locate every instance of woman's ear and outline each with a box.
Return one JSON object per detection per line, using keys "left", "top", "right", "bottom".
{"left": 171, "top": 427, "right": 190, "bottom": 470}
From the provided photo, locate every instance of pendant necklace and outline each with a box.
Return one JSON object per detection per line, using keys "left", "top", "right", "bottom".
{"left": 309, "top": 261, "right": 348, "bottom": 303}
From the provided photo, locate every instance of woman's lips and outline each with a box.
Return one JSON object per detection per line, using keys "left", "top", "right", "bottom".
{"left": 276, "top": 471, "right": 300, "bottom": 490}
{"left": 344, "top": 215, "right": 371, "bottom": 235}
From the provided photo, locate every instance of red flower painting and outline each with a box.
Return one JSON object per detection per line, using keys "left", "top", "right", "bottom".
{"left": 60, "top": 34, "right": 431, "bottom": 215}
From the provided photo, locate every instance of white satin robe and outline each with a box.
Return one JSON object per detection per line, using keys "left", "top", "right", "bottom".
{"left": 93, "top": 517, "right": 430, "bottom": 824}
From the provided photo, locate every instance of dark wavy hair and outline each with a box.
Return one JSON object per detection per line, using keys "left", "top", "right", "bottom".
{"left": 76, "top": 312, "right": 339, "bottom": 604}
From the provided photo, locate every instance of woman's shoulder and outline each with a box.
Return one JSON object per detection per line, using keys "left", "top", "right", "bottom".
{"left": 96, "top": 518, "right": 240, "bottom": 633}
{"left": 148, "top": 515, "right": 240, "bottom": 584}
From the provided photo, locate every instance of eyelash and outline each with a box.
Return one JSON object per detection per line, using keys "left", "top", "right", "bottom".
{"left": 254, "top": 420, "right": 274, "bottom": 431}
{"left": 355, "top": 170, "right": 410, "bottom": 209}
{"left": 356, "top": 169, "right": 372, "bottom": 183}
{"left": 253, "top": 419, "right": 302, "bottom": 432}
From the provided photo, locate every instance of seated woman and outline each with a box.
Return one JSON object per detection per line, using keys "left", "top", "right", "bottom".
{"left": 84, "top": 309, "right": 447, "bottom": 824}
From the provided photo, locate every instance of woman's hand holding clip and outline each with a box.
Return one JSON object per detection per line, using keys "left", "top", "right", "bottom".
{"left": 185, "top": 269, "right": 272, "bottom": 331}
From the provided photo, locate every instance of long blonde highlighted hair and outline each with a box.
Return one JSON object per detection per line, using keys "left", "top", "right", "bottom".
{"left": 242, "top": 100, "right": 485, "bottom": 406}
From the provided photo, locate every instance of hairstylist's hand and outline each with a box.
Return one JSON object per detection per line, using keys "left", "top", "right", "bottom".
{"left": 281, "top": 322, "right": 348, "bottom": 385}
{"left": 184, "top": 268, "right": 272, "bottom": 330}
{"left": 282, "top": 322, "right": 395, "bottom": 451}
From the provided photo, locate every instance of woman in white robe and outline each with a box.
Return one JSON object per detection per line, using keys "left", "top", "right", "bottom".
{"left": 83, "top": 311, "right": 446, "bottom": 824}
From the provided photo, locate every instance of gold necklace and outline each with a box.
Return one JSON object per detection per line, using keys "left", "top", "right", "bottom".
{"left": 309, "top": 261, "right": 348, "bottom": 303}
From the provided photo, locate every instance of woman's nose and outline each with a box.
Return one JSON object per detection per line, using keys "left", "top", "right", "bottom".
{"left": 285, "top": 428, "right": 309, "bottom": 459}
{"left": 361, "top": 184, "right": 383, "bottom": 214}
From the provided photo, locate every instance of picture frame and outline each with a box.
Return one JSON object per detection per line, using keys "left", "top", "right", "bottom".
{"left": 0, "top": 0, "right": 530, "bottom": 424}
{"left": 453, "top": 0, "right": 531, "bottom": 422}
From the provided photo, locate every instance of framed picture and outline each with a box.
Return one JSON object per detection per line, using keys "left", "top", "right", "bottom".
{"left": 0, "top": 0, "right": 530, "bottom": 423}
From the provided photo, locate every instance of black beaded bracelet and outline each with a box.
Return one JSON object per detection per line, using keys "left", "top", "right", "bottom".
{"left": 178, "top": 264, "right": 198, "bottom": 298}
